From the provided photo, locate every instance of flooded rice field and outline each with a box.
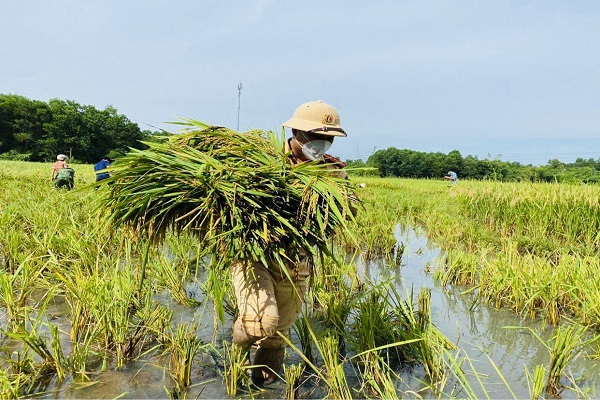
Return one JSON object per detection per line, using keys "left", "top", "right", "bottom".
{"left": 377, "top": 226, "right": 600, "bottom": 399}
{"left": 14, "top": 226, "right": 600, "bottom": 399}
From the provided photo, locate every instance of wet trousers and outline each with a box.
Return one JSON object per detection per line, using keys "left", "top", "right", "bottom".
{"left": 231, "top": 258, "right": 309, "bottom": 350}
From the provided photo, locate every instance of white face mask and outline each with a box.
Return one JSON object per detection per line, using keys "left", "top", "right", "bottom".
{"left": 295, "top": 130, "right": 333, "bottom": 160}
{"left": 299, "top": 139, "right": 332, "bottom": 160}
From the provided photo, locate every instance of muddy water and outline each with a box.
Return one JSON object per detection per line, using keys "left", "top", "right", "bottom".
{"left": 375, "top": 225, "right": 600, "bottom": 399}
{"left": 34, "top": 227, "right": 600, "bottom": 398}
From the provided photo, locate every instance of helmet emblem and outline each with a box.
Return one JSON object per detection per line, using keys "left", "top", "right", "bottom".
{"left": 322, "top": 114, "right": 335, "bottom": 125}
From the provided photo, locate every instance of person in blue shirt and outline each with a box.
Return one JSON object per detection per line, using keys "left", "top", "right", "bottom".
{"left": 94, "top": 156, "right": 112, "bottom": 188}
{"left": 444, "top": 170, "right": 459, "bottom": 184}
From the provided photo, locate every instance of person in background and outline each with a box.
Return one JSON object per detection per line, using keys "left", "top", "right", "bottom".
{"left": 51, "top": 154, "right": 68, "bottom": 181}
{"left": 54, "top": 166, "right": 75, "bottom": 190}
{"left": 231, "top": 100, "right": 353, "bottom": 387}
{"left": 94, "top": 156, "right": 112, "bottom": 188}
{"left": 444, "top": 170, "right": 459, "bottom": 184}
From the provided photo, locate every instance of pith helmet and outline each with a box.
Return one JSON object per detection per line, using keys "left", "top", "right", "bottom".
{"left": 283, "top": 100, "right": 347, "bottom": 137}
{"left": 57, "top": 154, "right": 67, "bottom": 161}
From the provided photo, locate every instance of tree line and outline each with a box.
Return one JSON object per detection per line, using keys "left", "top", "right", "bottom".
{"left": 2, "top": 93, "right": 598, "bottom": 183}
{"left": 347, "top": 148, "right": 600, "bottom": 183}
{"left": 0, "top": 94, "right": 159, "bottom": 163}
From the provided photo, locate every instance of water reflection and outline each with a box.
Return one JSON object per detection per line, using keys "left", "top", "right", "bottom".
{"left": 355, "top": 225, "right": 600, "bottom": 399}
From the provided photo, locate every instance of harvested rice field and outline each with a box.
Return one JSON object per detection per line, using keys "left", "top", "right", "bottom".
{"left": 0, "top": 158, "right": 599, "bottom": 399}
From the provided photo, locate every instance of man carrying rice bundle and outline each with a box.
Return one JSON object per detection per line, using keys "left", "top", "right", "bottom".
{"left": 101, "top": 100, "right": 357, "bottom": 389}
{"left": 232, "top": 100, "right": 352, "bottom": 386}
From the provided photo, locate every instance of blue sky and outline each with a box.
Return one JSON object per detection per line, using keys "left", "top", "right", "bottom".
{"left": 2, "top": 1, "right": 599, "bottom": 166}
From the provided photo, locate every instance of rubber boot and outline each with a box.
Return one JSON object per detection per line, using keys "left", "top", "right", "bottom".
{"left": 251, "top": 347, "right": 285, "bottom": 387}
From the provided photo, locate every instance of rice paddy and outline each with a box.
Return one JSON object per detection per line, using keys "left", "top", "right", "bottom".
{"left": 0, "top": 160, "right": 599, "bottom": 398}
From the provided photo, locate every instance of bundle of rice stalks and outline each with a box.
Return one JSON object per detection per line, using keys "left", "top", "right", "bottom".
{"left": 100, "top": 119, "right": 356, "bottom": 268}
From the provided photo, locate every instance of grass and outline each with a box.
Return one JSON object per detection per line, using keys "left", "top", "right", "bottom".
{"left": 165, "top": 323, "right": 208, "bottom": 389}
{"left": 100, "top": 122, "right": 358, "bottom": 272}
{"left": 353, "top": 177, "right": 600, "bottom": 327}
{"left": 1, "top": 160, "right": 599, "bottom": 398}
{"left": 283, "top": 363, "right": 303, "bottom": 399}
{"left": 222, "top": 341, "right": 251, "bottom": 396}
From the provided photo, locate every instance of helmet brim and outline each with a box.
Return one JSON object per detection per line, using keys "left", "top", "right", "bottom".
{"left": 282, "top": 117, "right": 347, "bottom": 137}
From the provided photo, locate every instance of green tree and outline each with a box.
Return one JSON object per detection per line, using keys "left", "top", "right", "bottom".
{"left": 0, "top": 94, "right": 154, "bottom": 162}
{"left": 0, "top": 94, "right": 51, "bottom": 159}
{"left": 445, "top": 150, "right": 464, "bottom": 177}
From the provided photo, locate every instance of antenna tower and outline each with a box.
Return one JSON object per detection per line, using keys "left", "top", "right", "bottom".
{"left": 237, "top": 82, "right": 243, "bottom": 131}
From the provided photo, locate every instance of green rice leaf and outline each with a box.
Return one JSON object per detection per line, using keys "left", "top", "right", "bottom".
{"left": 98, "top": 122, "right": 358, "bottom": 268}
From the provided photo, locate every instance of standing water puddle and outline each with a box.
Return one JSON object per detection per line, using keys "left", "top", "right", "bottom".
{"left": 368, "top": 225, "right": 600, "bottom": 399}
{"left": 34, "top": 226, "right": 600, "bottom": 398}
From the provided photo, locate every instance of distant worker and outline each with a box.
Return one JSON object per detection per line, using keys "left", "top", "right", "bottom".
{"left": 94, "top": 156, "right": 112, "bottom": 187}
{"left": 51, "top": 154, "right": 68, "bottom": 181}
{"left": 444, "top": 170, "right": 459, "bottom": 184}
{"left": 54, "top": 166, "right": 75, "bottom": 190}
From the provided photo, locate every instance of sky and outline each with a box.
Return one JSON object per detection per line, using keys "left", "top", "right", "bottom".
{"left": 2, "top": 1, "right": 599, "bottom": 166}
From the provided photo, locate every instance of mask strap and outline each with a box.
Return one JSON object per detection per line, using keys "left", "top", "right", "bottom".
{"left": 299, "top": 130, "right": 310, "bottom": 143}
{"left": 294, "top": 131, "right": 313, "bottom": 147}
